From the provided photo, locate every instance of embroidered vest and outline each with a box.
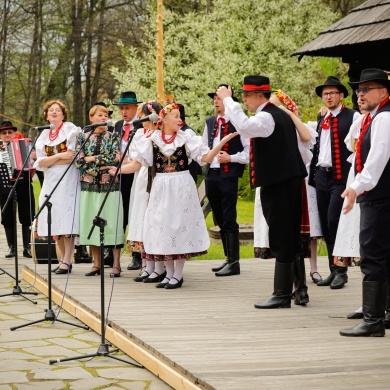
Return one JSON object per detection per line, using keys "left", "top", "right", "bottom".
{"left": 308, "top": 107, "right": 356, "bottom": 187}
{"left": 204, "top": 116, "right": 245, "bottom": 179}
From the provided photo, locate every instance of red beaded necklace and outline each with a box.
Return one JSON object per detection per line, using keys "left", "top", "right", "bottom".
{"left": 49, "top": 122, "right": 64, "bottom": 141}
{"left": 162, "top": 130, "right": 177, "bottom": 144}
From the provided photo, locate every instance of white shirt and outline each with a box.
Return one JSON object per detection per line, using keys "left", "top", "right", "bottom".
{"left": 120, "top": 121, "right": 135, "bottom": 155}
{"left": 223, "top": 97, "right": 275, "bottom": 138}
{"left": 350, "top": 106, "right": 390, "bottom": 195}
{"left": 317, "top": 106, "right": 360, "bottom": 167}
{"left": 202, "top": 113, "right": 250, "bottom": 168}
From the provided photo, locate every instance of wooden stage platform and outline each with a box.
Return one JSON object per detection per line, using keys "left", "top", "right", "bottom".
{"left": 22, "top": 258, "right": 390, "bottom": 390}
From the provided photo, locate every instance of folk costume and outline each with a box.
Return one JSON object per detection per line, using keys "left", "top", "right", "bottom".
{"left": 131, "top": 129, "right": 210, "bottom": 261}
{"left": 75, "top": 129, "right": 123, "bottom": 248}
{"left": 222, "top": 75, "right": 307, "bottom": 308}
{"left": 309, "top": 76, "right": 359, "bottom": 289}
{"left": 203, "top": 84, "right": 250, "bottom": 277}
{"left": 340, "top": 68, "right": 390, "bottom": 337}
{"left": 34, "top": 122, "right": 80, "bottom": 237}
{"left": 0, "top": 121, "right": 35, "bottom": 258}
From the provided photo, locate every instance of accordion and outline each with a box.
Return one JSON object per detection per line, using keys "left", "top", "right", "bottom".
{"left": 6, "top": 139, "right": 35, "bottom": 179}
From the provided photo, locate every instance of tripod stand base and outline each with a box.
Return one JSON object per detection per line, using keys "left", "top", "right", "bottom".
{"left": 10, "top": 309, "right": 90, "bottom": 331}
{"left": 49, "top": 342, "right": 143, "bottom": 367}
{"left": 0, "top": 284, "right": 38, "bottom": 304}
{"left": 0, "top": 267, "right": 20, "bottom": 282}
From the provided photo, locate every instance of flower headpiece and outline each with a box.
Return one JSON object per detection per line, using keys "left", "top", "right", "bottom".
{"left": 156, "top": 103, "right": 179, "bottom": 129}
{"left": 275, "top": 89, "right": 299, "bottom": 116}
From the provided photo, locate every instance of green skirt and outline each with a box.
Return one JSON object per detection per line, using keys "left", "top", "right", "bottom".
{"left": 79, "top": 189, "right": 124, "bottom": 247}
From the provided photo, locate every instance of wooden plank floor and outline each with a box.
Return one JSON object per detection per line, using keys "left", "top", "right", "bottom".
{"left": 22, "top": 258, "right": 390, "bottom": 390}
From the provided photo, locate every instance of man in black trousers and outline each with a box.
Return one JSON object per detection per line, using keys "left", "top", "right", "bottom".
{"left": 217, "top": 76, "right": 307, "bottom": 307}
{"left": 202, "top": 84, "right": 249, "bottom": 277}
{"left": 112, "top": 91, "right": 141, "bottom": 270}
{"left": 309, "top": 77, "right": 359, "bottom": 289}
{"left": 340, "top": 68, "right": 390, "bottom": 337}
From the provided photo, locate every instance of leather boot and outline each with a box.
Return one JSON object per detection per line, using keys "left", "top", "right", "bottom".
{"left": 330, "top": 267, "right": 348, "bottom": 289}
{"left": 340, "top": 281, "right": 386, "bottom": 337}
{"left": 4, "top": 227, "right": 15, "bottom": 258}
{"left": 215, "top": 232, "right": 240, "bottom": 277}
{"left": 255, "top": 261, "right": 294, "bottom": 309}
{"left": 384, "top": 278, "right": 390, "bottom": 329}
{"left": 103, "top": 247, "right": 114, "bottom": 267}
{"left": 293, "top": 253, "right": 309, "bottom": 305}
{"left": 212, "top": 232, "right": 228, "bottom": 272}
{"left": 317, "top": 264, "right": 337, "bottom": 286}
{"left": 22, "top": 225, "right": 32, "bottom": 258}
{"left": 127, "top": 252, "right": 142, "bottom": 270}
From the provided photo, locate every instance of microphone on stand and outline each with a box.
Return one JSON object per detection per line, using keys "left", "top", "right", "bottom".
{"left": 131, "top": 113, "right": 159, "bottom": 125}
{"left": 84, "top": 120, "right": 114, "bottom": 129}
{"left": 31, "top": 124, "right": 56, "bottom": 131}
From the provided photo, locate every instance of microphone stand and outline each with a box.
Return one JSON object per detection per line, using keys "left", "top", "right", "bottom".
{"left": 11, "top": 126, "right": 97, "bottom": 331}
{"left": 49, "top": 127, "right": 142, "bottom": 368}
{"left": 0, "top": 132, "right": 40, "bottom": 303}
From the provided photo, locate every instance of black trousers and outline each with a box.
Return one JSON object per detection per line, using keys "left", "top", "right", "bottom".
{"left": 1, "top": 179, "right": 35, "bottom": 228}
{"left": 205, "top": 170, "right": 239, "bottom": 234}
{"left": 315, "top": 169, "right": 345, "bottom": 269}
{"left": 118, "top": 173, "right": 134, "bottom": 232}
{"left": 260, "top": 177, "right": 303, "bottom": 263}
{"left": 360, "top": 198, "right": 390, "bottom": 282}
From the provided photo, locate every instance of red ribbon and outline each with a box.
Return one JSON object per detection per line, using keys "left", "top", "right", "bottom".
{"left": 242, "top": 84, "right": 271, "bottom": 91}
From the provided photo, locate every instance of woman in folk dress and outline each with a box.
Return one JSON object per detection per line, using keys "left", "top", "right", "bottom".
{"left": 34, "top": 100, "right": 80, "bottom": 274}
{"left": 111, "top": 103, "right": 238, "bottom": 289}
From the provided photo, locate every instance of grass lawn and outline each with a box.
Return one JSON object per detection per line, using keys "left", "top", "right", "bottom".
{"left": 32, "top": 179, "right": 326, "bottom": 260}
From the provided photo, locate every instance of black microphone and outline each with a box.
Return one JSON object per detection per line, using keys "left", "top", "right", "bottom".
{"left": 85, "top": 120, "right": 114, "bottom": 129}
{"left": 131, "top": 113, "right": 159, "bottom": 125}
{"left": 32, "top": 124, "right": 55, "bottom": 131}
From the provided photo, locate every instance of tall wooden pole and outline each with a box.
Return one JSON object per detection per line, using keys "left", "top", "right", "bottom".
{"left": 156, "top": 0, "right": 165, "bottom": 105}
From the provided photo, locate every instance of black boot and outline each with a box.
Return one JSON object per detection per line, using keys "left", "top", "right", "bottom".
{"left": 317, "top": 265, "right": 337, "bottom": 286}
{"left": 103, "top": 247, "right": 114, "bottom": 267}
{"left": 4, "top": 227, "right": 15, "bottom": 258}
{"left": 330, "top": 267, "right": 348, "bottom": 289}
{"left": 211, "top": 232, "right": 228, "bottom": 272}
{"left": 127, "top": 252, "right": 142, "bottom": 270}
{"left": 255, "top": 261, "right": 294, "bottom": 309}
{"left": 340, "top": 281, "right": 386, "bottom": 337}
{"left": 384, "top": 279, "right": 390, "bottom": 329}
{"left": 74, "top": 245, "right": 91, "bottom": 263}
{"left": 293, "top": 254, "right": 309, "bottom": 305}
{"left": 22, "top": 225, "right": 32, "bottom": 258}
{"left": 215, "top": 232, "right": 240, "bottom": 277}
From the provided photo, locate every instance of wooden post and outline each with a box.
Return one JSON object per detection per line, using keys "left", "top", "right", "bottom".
{"left": 156, "top": 0, "right": 165, "bottom": 105}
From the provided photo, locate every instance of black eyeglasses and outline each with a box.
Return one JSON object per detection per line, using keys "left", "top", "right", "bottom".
{"left": 0, "top": 130, "right": 14, "bottom": 135}
{"left": 355, "top": 87, "right": 383, "bottom": 96}
{"left": 322, "top": 91, "right": 341, "bottom": 98}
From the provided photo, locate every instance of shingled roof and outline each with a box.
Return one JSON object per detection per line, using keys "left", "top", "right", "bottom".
{"left": 293, "top": 0, "right": 390, "bottom": 61}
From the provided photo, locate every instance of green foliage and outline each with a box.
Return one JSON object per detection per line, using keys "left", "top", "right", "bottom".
{"left": 111, "top": 0, "right": 344, "bottom": 128}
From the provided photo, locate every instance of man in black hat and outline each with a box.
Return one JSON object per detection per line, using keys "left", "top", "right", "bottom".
{"left": 112, "top": 91, "right": 142, "bottom": 270}
{"left": 202, "top": 84, "right": 250, "bottom": 277}
{"left": 340, "top": 68, "right": 390, "bottom": 337}
{"left": 177, "top": 103, "right": 203, "bottom": 183}
{"left": 217, "top": 75, "right": 307, "bottom": 307}
{"left": 309, "top": 76, "right": 360, "bottom": 290}
{"left": 0, "top": 120, "right": 35, "bottom": 258}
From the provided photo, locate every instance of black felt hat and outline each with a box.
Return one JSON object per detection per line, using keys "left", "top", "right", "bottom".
{"left": 237, "top": 75, "right": 275, "bottom": 93}
{"left": 208, "top": 84, "right": 239, "bottom": 102}
{"left": 315, "top": 76, "right": 349, "bottom": 98}
{"left": 348, "top": 68, "right": 390, "bottom": 91}
{"left": 0, "top": 120, "right": 17, "bottom": 132}
{"left": 113, "top": 91, "right": 141, "bottom": 105}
